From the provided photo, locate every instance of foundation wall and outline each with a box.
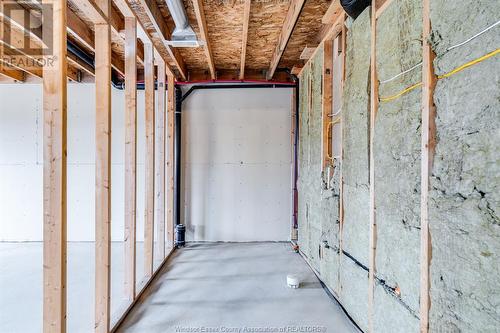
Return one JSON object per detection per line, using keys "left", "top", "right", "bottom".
{"left": 297, "top": 1, "right": 499, "bottom": 331}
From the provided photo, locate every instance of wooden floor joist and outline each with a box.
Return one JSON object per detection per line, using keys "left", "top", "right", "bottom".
{"left": 266, "top": 0, "right": 306, "bottom": 80}
{"left": 239, "top": 0, "right": 251, "bottom": 80}
{"left": 136, "top": 0, "right": 186, "bottom": 80}
{"left": 156, "top": 56, "right": 167, "bottom": 261}
{"left": 94, "top": 0, "right": 112, "bottom": 332}
{"left": 420, "top": 0, "right": 436, "bottom": 331}
{"left": 0, "top": 63, "right": 25, "bottom": 81}
{"left": 192, "top": 0, "right": 215, "bottom": 80}
{"left": 368, "top": 1, "right": 379, "bottom": 332}
{"left": 42, "top": 1, "right": 67, "bottom": 332}
{"left": 144, "top": 42, "right": 155, "bottom": 278}
{"left": 124, "top": 16, "right": 137, "bottom": 302}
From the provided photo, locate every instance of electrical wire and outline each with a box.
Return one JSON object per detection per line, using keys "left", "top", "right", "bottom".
{"left": 379, "top": 62, "right": 422, "bottom": 84}
{"left": 446, "top": 20, "right": 500, "bottom": 52}
{"left": 379, "top": 82, "right": 423, "bottom": 102}
{"left": 378, "top": 20, "right": 500, "bottom": 85}
{"left": 437, "top": 48, "right": 500, "bottom": 79}
{"left": 379, "top": 48, "right": 500, "bottom": 103}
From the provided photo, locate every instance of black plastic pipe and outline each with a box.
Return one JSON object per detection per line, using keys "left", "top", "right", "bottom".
{"left": 293, "top": 76, "right": 299, "bottom": 230}
{"left": 174, "top": 86, "right": 183, "bottom": 226}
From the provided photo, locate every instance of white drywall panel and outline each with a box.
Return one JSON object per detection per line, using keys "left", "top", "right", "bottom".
{"left": 181, "top": 88, "right": 293, "bottom": 241}
{"left": 0, "top": 83, "right": 152, "bottom": 241}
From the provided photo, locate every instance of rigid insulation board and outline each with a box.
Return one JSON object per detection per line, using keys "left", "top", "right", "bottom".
{"left": 181, "top": 88, "right": 293, "bottom": 242}
{"left": 339, "top": 8, "right": 371, "bottom": 332}
{"left": 373, "top": 0, "right": 422, "bottom": 331}
{"left": 428, "top": 0, "right": 500, "bottom": 330}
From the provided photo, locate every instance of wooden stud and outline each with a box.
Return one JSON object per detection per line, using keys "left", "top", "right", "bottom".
{"left": 124, "top": 16, "right": 137, "bottom": 302}
{"left": 375, "top": 0, "right": 394, "bottom": 18}
{"left": 192, "top": 0, "right": 216, "bottom": 79}
{"left": 166, "top": 74, "right": 175, "bottom": 247}
{"left": 239, "top": 0, "right": 251, "bottom": 80}
{"left": 300, "top": 46, "right": 317, "bottom": 60}
{"left": 322, "top": 39, "right": 333, "bottom": 169}
{"left": 290, "top": 65, "right": 303, "bottom": 75}
{"left": 298, "top": 13, "right": 345, "bottom": 77}
{"left": 266, "top": 0, "right": 306, "bottom": 80}
{"left": 420, "top": 0, "right": 436, "bottom": 331}
{"left": 156, "top": 56, "right": 166, "bottom": 261}
{"left": 322, "top": 0, "right": 342, "bottom": 24}
{"left": 94, "top": 0, "right": 112, "bottom": 332}
{"left": 336, "top": 21, "right": 346, "bottom": 295}
{"left": 144, "top": 42, "right": 155, "bottom": 278}
{"left": 42, "top": 1, "right": 67, "bottom": 332}
{"left": 368, "top": 1, "right": 378, "bottom": 332}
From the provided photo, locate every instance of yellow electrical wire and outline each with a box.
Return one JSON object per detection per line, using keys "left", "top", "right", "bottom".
{"left": 437, "top": 48, "right": 500, "bottom": 79}
{"left": 379, "top": 48, "right": 500, "bottom": 103}
{"left": 326, "top": 118, "right": 341, "bottom": 161}
{"left": 379, "top": 82, "right": 423, "bottom": 102}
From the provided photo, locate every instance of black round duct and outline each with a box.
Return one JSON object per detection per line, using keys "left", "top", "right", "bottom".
{"left": 340, "top": 0, "right": 370, "bottom": 19}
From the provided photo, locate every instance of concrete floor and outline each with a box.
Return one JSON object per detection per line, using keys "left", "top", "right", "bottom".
{"left": 116, "top": 242, "right": 359, "bottom": 333}
{"left": 0, "top": 241, "right": 154, "bottom": 333}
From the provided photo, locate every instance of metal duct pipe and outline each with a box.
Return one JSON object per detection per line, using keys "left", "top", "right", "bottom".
{"left": 164, "top": 0, "right": 199, "bottom": 47}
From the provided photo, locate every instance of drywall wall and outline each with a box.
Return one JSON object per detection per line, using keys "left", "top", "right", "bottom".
{"left": 297, "top": 1, "right": 500, "bottom": 332}
{"left": 181, "top": 88, "right": 293, "bottom": 242}
{"left": 429, "top": 0, "right": 500, "bottom": 330}
{"left": 0, "top": 83, "right": 155, "bottom": 242}
{"left": 373, "top": 0, "right": 422, "bottom": 331}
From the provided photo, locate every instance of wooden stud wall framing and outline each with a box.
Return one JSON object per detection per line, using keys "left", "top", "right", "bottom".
{"left": 166, "top": 74, "right": 175, "bottom": 247}
{"left": 322, "top": 39, "right": 333, "bottom": 170}
{"left": 42, "top": 0, "right": 67, "bottom": 332}
{"left": 420, "top": 0, "right": 436, "bottom": 331}
{"left": 34, "top": 0, "right": 182, "bottom": 331}
{"left": 94, "top": 0, "right": 112, "bottom": 332}
{"left": 144, "top": 42, "right": 155, "bottom": 278}
{"left": 368, "top": 1, "right": 378, "bottom": 332}
{"left": 156, "top": 57, "right": 167, "bottom": 261}
{"left": 124, "top": 16, "right": 137, "bottom": 302}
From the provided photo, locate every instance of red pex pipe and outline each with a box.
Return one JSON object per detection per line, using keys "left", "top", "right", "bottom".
{"left": 174, "top": 79, "right": 296, "bottom": 85}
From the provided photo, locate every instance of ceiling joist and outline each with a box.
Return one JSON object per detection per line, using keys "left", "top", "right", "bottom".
{"left": 239, "top": 0, "right": 251, "bottom": 80}
{"left": 266, "top": 0, "right": 306, "bottom": 80}
{"left": 0, "top": 19, "right": 80, "bottom": 81}
{"left": 192, "top": 0, "right": 215, "bottom": 80}
{"left": 135, "top": 0, "right": 187, "bottom": 80}
{"left": 114, "top": 0, "right": 175, "bottom": 77}
{"left": 322, "top": 0, "right": 341, "bottom": 24}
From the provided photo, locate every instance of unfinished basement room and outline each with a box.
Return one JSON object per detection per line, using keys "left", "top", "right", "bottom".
{"left": 0, "top": 0, "right": 499, "bottom": 332}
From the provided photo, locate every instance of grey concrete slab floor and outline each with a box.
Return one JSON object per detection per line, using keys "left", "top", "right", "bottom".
{"left": 116, "top": 242, "right": 360, "bottom": 333}
{"left": 0, "top": 242, "right": 149, "bottom": 333}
